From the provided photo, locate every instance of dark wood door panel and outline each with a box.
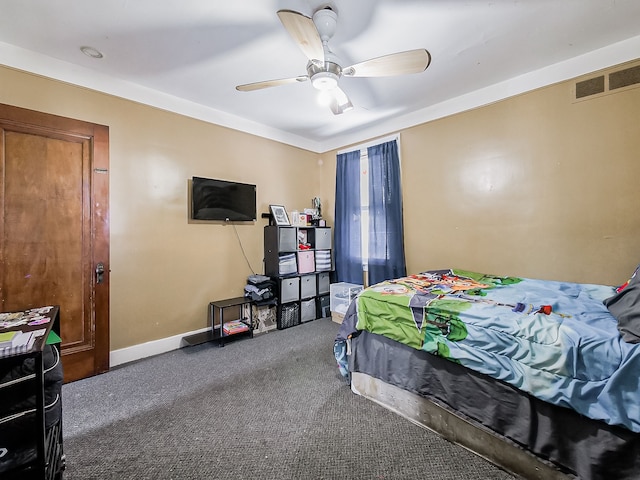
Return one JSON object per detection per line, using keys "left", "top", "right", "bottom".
{"left": 0, "top": 103, "right": 109, "bottom": 382}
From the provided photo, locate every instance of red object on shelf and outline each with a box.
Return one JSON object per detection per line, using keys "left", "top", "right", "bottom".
{"left": 223, "top": 320, "right": 249, "bottom": 335}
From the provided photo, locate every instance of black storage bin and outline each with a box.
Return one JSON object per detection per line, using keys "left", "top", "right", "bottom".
{"left": 277, "top": 302, "right": 300, "bottom": 329}
{"left": 317, "top": 294, "right": 330, "bottom": 318}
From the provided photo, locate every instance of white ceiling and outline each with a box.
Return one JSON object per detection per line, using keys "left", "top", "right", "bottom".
{"left": 1, "top": 0, "right": 639, "bottom": 153}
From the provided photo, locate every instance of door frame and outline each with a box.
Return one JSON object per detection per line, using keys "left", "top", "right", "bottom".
{"left": 0, "top": 102, "right": 110, "bottom": 380}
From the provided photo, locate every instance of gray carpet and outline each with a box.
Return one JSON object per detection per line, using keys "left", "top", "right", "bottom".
{"left": 61, "top": 318, "right": 517, "bottom": 479}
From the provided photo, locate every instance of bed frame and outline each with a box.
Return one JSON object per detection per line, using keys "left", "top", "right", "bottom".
{"left": 348, "top": 330, "right": 640, "bottom": 480}
{"left": 351, "top": 372, "right": 570, "bottom": 479}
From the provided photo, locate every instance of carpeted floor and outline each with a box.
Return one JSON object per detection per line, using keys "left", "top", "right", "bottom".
{"left": 61, "top": 318, "right": 517, "bottom": 479}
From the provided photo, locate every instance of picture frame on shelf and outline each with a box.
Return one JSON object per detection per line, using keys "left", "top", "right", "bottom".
{"left": 269, "top": 205, "right": 290, "bottom": 226}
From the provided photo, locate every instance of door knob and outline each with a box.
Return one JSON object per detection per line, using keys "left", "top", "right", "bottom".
{"left": 96, "top": 263, "right": 105, "bottom": 284}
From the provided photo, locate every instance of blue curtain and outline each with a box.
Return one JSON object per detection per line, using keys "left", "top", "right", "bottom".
{"left": 367, "top": 140, "right": 406, "bottom": 284}
{"left": 334, "top": 150, "right": 362, "bottom": 284}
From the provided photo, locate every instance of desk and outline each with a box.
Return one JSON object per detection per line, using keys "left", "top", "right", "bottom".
{"left": 183, "top": 297, "right": 254, "bottom": 347}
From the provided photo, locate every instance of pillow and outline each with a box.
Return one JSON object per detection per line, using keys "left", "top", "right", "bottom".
{"left": 616, "top": 264, "right": 640, "bottom": 293}
{"left": 604, "top": 265, "right": 640, "bottom": 343}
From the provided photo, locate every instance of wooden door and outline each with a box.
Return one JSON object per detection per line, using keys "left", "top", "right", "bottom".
{"left": 0, "top": 103, "right": 109, "bottom": 382}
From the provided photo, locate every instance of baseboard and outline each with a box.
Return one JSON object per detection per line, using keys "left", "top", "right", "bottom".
{"left": 109, "top": 326, "right": 210, "bottom": 368}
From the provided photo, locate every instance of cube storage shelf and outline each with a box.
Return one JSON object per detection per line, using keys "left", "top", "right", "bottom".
{"left": 264, "top": 225, "right": 333, "bottom": 329}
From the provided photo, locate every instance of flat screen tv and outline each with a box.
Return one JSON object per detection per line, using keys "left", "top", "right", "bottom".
{"left": 191, "top": 176, "right": 257, "bottom": 222}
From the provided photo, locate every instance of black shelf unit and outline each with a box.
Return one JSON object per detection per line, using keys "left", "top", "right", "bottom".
{"left": 183, "top": 296, "right": 254, "bottom": 347}
{"left": 263, "top": 225, "right": 333, "bottom": 329}
{"left": 0, "top": 305, "right": 64, "bottom": 480}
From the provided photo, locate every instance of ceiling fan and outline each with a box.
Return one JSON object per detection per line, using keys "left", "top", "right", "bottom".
{"left": 235, "top": 6, "right": 431, "bottom": 115}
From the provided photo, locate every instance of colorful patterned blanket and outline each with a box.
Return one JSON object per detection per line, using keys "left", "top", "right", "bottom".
{"left": 336, "top": 269, "right": 640, "bottom": 433}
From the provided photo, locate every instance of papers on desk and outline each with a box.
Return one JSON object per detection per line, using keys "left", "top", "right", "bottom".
{"left": 0, "top": 306, "right": 53, "bottom": 329}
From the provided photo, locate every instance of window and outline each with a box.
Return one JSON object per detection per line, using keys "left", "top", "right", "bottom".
{"left": 334, "top": 136, "right": 406, "bottom": 286}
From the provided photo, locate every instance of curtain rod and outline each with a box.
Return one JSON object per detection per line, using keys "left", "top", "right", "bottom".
{"left": 337, "top": 133, "right": 400, "bottom": 155}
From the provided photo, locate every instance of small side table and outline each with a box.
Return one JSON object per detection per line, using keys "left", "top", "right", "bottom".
{"left": 183, "top": 296, "right": 254, "bottom": 347}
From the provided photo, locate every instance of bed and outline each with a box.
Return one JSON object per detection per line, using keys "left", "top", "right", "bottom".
{"left": 334, "top": 268, "right": 640, "bottom": 480}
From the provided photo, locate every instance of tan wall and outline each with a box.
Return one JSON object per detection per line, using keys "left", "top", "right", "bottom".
{"left": 0, "top": 66, "right": 322, "bottom": 350}
{"left": 321, "top": 66, "right": 640, "bottom": 286}
{"left": 3, "top": 60, "right": 639, "bottom": 351}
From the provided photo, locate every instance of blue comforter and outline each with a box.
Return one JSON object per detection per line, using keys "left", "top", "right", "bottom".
{"left": 336, "top": 269, "right": 640, "bottom": 433}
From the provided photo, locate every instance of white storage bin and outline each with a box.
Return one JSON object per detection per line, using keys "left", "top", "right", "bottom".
{"left": 278, "top": 253, "right": 297, "bottom": 275}
{"left": 280, "top": 277, "right": 300, "bottom": 304}
{"left": 300, "top": 274, "right": 317, "bottom": 299}
{"left": 314, "top": 227, "right": 332, "bottom": 249}
{"left": 315, "top": 250, "right": 331, "bottom": 271}
{"left": 300, "top": 298, "right": 316, "bottom": 322}
{"left": 330, "top": 282, "right": 363, "bottom": 316}
{"left": 278, "top": 227, "right": 297, "bottom": 251}
{"left": 317, "top": 272, "right": 330, "bottom": 295}
{"left": 297, "top": 251, "right": 315, "bottom": 274}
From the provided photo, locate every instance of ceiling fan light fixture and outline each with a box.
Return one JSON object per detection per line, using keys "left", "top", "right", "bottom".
{"left": 311, "top": 71, "right": 338, "bottom": 90}
{"left": 317, "top": 89, "right": 333, "bottom": 106}
{"left": 308, "top": 60, "right": 342, "bottom": 91}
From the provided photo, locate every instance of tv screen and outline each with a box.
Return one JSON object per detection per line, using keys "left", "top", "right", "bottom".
{"left": 191, "top": 177, "right": 257, "bottom": 222}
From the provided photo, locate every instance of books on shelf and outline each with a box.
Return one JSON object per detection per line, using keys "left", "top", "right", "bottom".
{"left": 0, "top": 330, "right": 37, "bottom": 358}
{"left": 0, "top": 330, "right": 19, "bottom": 348}
{"left": 223, "top": 320, "right": 249, "bottom": 336}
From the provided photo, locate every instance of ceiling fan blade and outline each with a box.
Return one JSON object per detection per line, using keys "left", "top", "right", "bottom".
{"left": 236, "top": 76, "right": 308, "bottom": 92}
{"left": 277, "top": 10, "right": 324, "bottom": 63}
{"left": 327, "top": 86, "right": 353, "bottom": 115}
{"left": 343, "top": 49, "right": 431, "bottom": 78}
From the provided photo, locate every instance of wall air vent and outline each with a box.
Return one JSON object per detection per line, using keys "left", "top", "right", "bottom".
{"left": 609, "top": 64, "right": 640, "bottom": 90}
{"left": 573, "top": 60, "right": 640, "bottom": 102}
{"left": 575, "top": 76, "right": 605, "bottom": 99}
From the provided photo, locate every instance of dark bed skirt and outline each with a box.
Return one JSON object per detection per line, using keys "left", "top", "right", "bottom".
{"left": 349, "top": 330, "right": 640, "bottom": 480}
